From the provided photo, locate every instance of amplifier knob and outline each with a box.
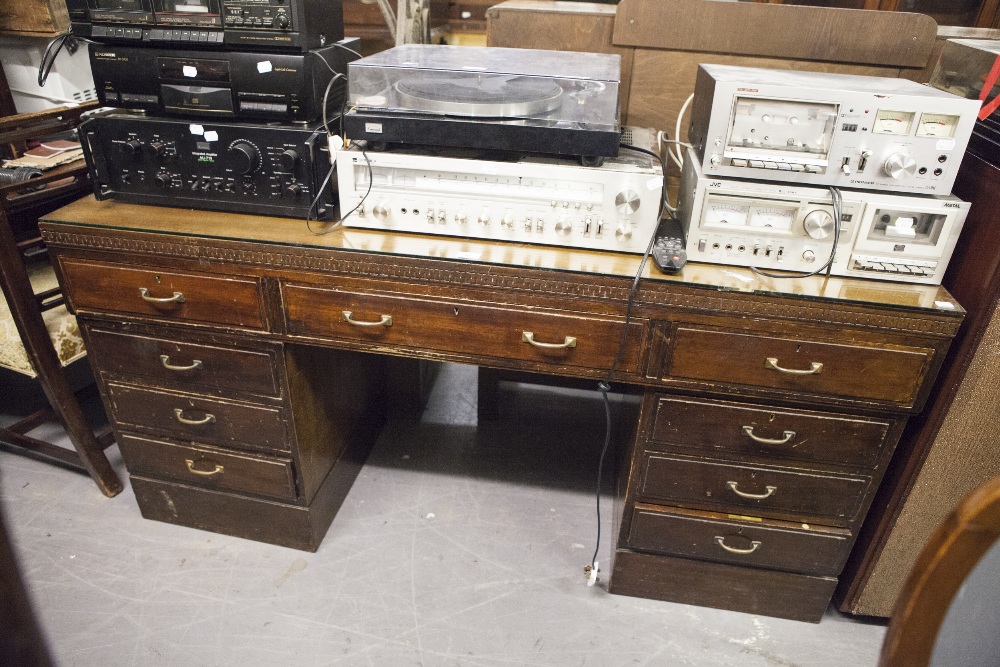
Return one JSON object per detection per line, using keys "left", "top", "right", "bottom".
{"left": 228, "top": 141, "right": 261, "bottom": 175}
{"left": 153, "top": 173, "right": 171, "bottom": 188}
{"left": 478, "top": 208, "right": 491, "bottom": 225}
{"left": 273, "top": 14, "right": 290, "bottom": 29}
{"left": 455, "top": 210, "right": 468, "bottom": 224}
{"left": 802, "top": 249, "right": 817, "bottom": 263}
{"left": 279, "top": 149, "right": 299, "bottom": 172}
{"left": 283, "top": 182, "right": 303, "bottom": 198}
{"left": 372, "top": 201, "right": 390, "bottom": 220}
{"left": 614, "top": 224, "right": 633, "bottom": 241}
{"left": 145, "top": 141, "right": 166, "bottom": 159}
{"left": 803, "top": 209, "right": 836, "bottom": 240}
{"left": 123, "top": 139, "right": 142, "bottom": 157}
{"left": 884, "top": 153, "right": 918, "bottom": 180}
{"left": 615, "top": 190, "right": 641, "bottom": 215}
{"left": 555, "top": 216, "right": 572, "bottom": 236}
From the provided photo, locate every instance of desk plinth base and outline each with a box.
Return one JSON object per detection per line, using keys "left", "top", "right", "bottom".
{"left": 609, "top": 548, "right": 837, "bottom": 623}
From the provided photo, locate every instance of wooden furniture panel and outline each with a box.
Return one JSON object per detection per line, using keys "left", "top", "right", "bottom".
{"left": 638, "top": 453, "right": 870, "bottom": 525}
{"left": 106, "top": 383, "right": 290, "bottom": 453}
{"left": 647, "top": 396, "right": 894, "bottom": 467}
{"left": 85, "top": 326, "right": 283, "bottom": 398}
{"left": 283, "top": 282, "right": 645, "bottom": 373}
{"left": 661, "top": 326, "right": 933, "bottom": 407}
{"left": 628, "top": 504, "right": 852, "bottom": 576}
{"left": 58, "top": 259, "right": 266, "bottom": 329}
{"left": 118, "top": 434, "right": 297, "bottom": 502}
{"left": 0, "top": 0, "right": 70, "bottom": 36}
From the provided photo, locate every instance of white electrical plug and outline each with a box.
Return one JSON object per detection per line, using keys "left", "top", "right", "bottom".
{"left": 585, "top": 561, "right": 599, "bottom": 587}
{"left": 328, "top": 134, "right": 342, "bottom": 166}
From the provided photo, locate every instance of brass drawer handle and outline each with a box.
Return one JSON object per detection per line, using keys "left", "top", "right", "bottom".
{"left": 715, "top": 536, "right": 762, "bottom": 555}
{"left": 342, "top": 310, "right": 393, "bottom": 327}
{"left": 765, "top": 357, "right": 823, "bottom": 375}
{"left": 139, "top": 287, "right": 185, "bottom": 304}
{"left": 160, "top": 355, "right": 203, "bottom": 372}
{"left": 174, "top": 408, "right": 216, "bottom": 426}
{"left": 742, "top": 426, "right": 796, "bottom": 445}
{"left": 726, "top": 481, "right": 777, "bottom": 500}
{"left": 185, "top": 459, "right": 224, "bottom": 477}
{"left": 522, "top": 331, "right": 577, "bottom": 349}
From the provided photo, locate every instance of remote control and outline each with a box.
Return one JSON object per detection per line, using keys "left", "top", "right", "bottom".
{"left": 651, "top": 219, "right": 687, "bottom": 274}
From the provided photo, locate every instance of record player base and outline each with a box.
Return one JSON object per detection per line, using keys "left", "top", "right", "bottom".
{"left": 609, "top": 548, "right": 837, "bottom": 623}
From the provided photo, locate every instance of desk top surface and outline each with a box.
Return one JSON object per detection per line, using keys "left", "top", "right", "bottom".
{"left": 41, "top": 196, "right": 963, "bottom": 317}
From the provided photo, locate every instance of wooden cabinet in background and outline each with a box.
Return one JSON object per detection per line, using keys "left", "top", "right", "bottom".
{"left": 0, "top": 0, "right": 69, "bottom": 37}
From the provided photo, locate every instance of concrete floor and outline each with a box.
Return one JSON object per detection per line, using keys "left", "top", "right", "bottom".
{"left": 1, "top": 363, "right": 887, "bottom": 666}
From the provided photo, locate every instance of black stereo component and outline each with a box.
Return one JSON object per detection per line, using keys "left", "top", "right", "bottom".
{"left": 90, "top": 39, "right": 359, "bottom": 122}
{"left": 81, "top": 112, "right": 335, "bottom": 219}
{"left": 66, "top": 0, "right": 343, "bottom": 53}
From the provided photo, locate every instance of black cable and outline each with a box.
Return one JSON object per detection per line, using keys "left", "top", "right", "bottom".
{"left": 306, "top": 142, "right": 373, "bottom": 235}
{"left": 330, "top": 41, "right": 363, "bottom": 60}
{"left": 38, "top": 32, "right": 95, "bottom": 88}
{"left": 749, "top": 185, "right": 842, "bottom": 280}
{"left": 589, "top": 142, "right": 667, "bottom": 576}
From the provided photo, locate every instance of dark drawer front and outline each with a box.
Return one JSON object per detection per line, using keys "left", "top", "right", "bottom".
{"left": 86, "top": 327, "right": 282, "bottom": 397}
{"left": 59, "top": 259, "right": 265, "bottom": 329}
{"left": 283, "top": 283, "right": 644, "bottom": 373}
{"left": 118, "top": 434, "right": 297, "bottom": 501}
{"left": 628, "top": 504, "right": 852, "bottom": 576}
{"left": 107, "top": 383, "right": 290, "bottom": 452}
{"left": 663, "top": 326, "right": 932, "bottom": 406}
{"left": 638, "top": 453, "right": 869, "bottom": 525}
{"left": 648, "top": 396, "right": 892, "bottom": 467}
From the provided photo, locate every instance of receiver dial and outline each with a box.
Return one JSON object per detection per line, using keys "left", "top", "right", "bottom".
{"left": 227, "top": 141, "right": 261, "bottom": 175}
{"left": 615, "top": 189, "right": 641, "bottom": 215}
{"left": 883, "top": 153, "right": 918, "bottom": 180}
{"left": 803, "top": 209, "right": 836, "bottom": 240}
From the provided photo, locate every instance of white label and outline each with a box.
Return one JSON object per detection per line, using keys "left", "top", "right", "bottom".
{"left": 182, "top": 65, "right": 198, "bottom": 78}
{"left": 189, "top": 124, "right": 204, "bottom": 136}
{"left": 934, "top": 300, "right": 956, "bottom": 310}
{"left": 365, "top": 123, "right": 383, "bottom": 134}
{"left": 646, "top": 176, "right": 662, "bottom": 191}
{"left": 455, "top": 251, "right": 482, "bottom": 260}
{"left": 936, "top": 139, "right": 956, "bottom": 151}
{"left": 257, "top": 61, "right": 272, "bottom": 74}
{"left": 203, "top": 130, "right": 219, "bottom": 142}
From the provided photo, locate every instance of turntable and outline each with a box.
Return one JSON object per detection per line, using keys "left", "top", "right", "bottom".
{"left": 343, "top": 45, "right": 621, "bottom": 163}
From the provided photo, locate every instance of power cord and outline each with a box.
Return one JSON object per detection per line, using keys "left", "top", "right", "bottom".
{"left": 586, "top": 142, "right": 667, "bottom": 586}
{"left": 38, "top": 31, "right": 95, "bottom": 88}
{"left": 307, "top": 141, "right": 373, "bottom": 235}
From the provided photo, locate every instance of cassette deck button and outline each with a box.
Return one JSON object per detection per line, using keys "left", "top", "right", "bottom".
{"left": 777, "top": 163, "right": 791, "bottom": 171}
{"left": 731, "top": 159, "right": 747, "bottom": 167}
{"left": 764, "top": 162, "right": 778, "bottom": 170}
{"left": 749, "top": 160, "right": 765, "bottom": 168}
{"left": 790, "top": 164, "right": 805, "bottom": 172}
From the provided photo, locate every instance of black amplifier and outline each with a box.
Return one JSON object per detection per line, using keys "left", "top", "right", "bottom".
{"left": 81, "top": 112, "right": 335, "bottom": 219}
{"left": 66, "top": 0, "right": 343, "bottom": 53}
{"left": 90, "top": 39, "right": 359, "bottom": 122}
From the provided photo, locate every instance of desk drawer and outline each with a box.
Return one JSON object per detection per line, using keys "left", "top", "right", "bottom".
{"left": 661, "top": 326, "right": 932, "bottom": 406}
{"left": 107, "top": 383, "right": 290, "bottom": 452}
{"left": 638, "top": 452, "right": 869, "bottom": 525}
{"left": 59, "top": 259, "right": 265, "bottom": 329}
{"left": 86, "top": 327, "right": 282, "bottom": 397}
{"left": 283, "top": 283, "right": 643, "bottom": 373}
{"left": 118, "top": 434, "right": 297, "bottom": 501}
{"left": 648, "top": 396, "right": 893, "bottom": 467}
{"left": 628, "top": 504, "right": 852, "bottom": 576}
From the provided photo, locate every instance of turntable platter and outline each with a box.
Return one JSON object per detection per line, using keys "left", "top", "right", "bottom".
{"left": 394, "top": 73, "right": 564, "bottom": 118}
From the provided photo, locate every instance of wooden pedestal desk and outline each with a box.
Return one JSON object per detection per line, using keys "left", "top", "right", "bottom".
{"left": 40, "top": 197, "right": 963, "bottom": 622}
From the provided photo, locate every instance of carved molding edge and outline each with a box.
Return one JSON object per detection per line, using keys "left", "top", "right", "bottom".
{"left": 44, "top": 228, "right": 961, "bottom": 337}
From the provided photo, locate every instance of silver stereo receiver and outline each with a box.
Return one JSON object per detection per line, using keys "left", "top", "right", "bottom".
{"left": 337, "top": 146, "right": 663, "bottom": 254}
{"left": 687, "top": 64, "right": 982, "bottom": 196}
{"left": 678, "top": 148, "right": 970, "bottom": 285}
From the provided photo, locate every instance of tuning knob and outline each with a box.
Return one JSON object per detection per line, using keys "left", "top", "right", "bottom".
{"left": 282, "top": 182, "right": 303, "bottom": 198}
{"left": 227, "top": 141, "right": 261, "bottom": 175}
{"left": 145, "top": 141, "right": 166, "bottom": 159}
{"left": 555, "top": 216, "right": 572, "bottom": 236}
{"left": 803, "top": 209, "right": 836, "bottom": 240}
{"left": 372, "top": 201, "right": 390, "bottom": 220}
{"left": 279, "top": 149, "right": 299, "bottom": 172}
{"left": 615, "top": 224, "right": 633, "bottom": 241}
{"left": 615, "top": 190, "right": 641, "bottom": 215}
{"left": 884, "top": 153, "right": 918, "bottom": 180}
{"left": 478, "top": 208, "right": 491, "bottom": 225}
{"left": 273, "top": 13, "right": 289, "bottom": 29}
{"left": 153, "top": 172, "right": 171, "bottom": 188}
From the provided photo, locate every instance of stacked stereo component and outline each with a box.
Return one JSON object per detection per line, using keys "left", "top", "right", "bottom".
{"left": 337, "top": 44, "right": 665, "bottom": 254}
{"left": 679, "top": 64, "right": 982, "bottom": 284}
{"left": 73, "top": 0, "right": 358, "bottom": 218}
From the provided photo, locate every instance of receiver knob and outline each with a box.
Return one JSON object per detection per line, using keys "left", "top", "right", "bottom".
{"left": 802, "top": 249, "right": 817, "bottom": 263}
{"left": 145, "top": 141, "right": 166, "bottom": 159}
{"left": 555, "top": 216, "right": 572, "bottom": 236}
{"left": 803, "top": 209, "right": 836, "bottom": 240}
{"left": 279, "top": 149, "right": 299, "bottom": 172}
{"left": 615, "top": 190, "right": 641, "bottom": 215}
{"left": 372, "top": 201, "right": 390, "bottom": 220}
{"left": 478, "top": 208, "right": 491, "bottom": 225}
{"left": 153, "top": 173, "right": 171, "bottom": 188}
{"left": 123, "top": 139, "right": 142, "bottom": 157}
{"left": 282, "top": 182, "right": 303, "bottom": 198}
{"left": 615, "top": 224, "right": 633, "bottom": 241}
{"left": 884, "top": 153, "right": 918, "bottom": 180}
{"left": 227, "top": 141, "right": 261, "bottom": 175}
{"left": 273, "top": 13, "right": 290, "bottom": 29}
